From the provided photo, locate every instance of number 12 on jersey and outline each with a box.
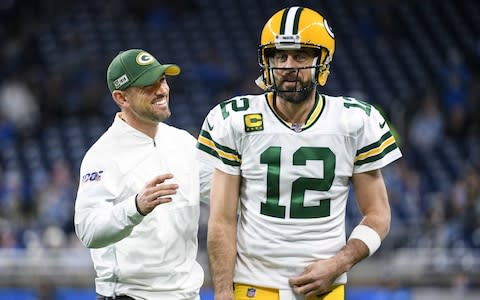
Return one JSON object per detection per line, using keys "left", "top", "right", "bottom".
{"left": 260, "top": 146, "right": 336, "bottom": 219}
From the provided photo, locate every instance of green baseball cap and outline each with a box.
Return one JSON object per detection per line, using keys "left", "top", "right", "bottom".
{"left": 107, "top": 49, "right": 181, "bottom": 92}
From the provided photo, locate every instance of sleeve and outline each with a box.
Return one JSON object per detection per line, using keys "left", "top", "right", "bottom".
{"left": 353, "top": 104, "right": 402, "bottom": 173}
{"left": 182, "top": 129, "right": 213, "bottom": 206}
{"left": 199, "top": 161, "right": 212, "bottom": 205}
{"left": 74, "top": 153, "right": 144, "bottom": 249}
{"left": 196, "top": 102, "right": 242, "bottom": 176}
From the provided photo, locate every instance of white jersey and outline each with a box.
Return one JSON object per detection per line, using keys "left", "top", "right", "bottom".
{"left": 197, "top": 92, "right": 401, "bottom": 289}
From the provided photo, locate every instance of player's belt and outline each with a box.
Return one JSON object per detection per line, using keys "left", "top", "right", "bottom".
{"left": 234, "top": 283, "right": 345, "bottom": 300}
{"left": 96, "top": 293, "right": 135, "bottom": 300}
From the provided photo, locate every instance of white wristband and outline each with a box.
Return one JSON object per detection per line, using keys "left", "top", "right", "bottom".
{"left": 348, "top": 225, "right": 381, "bottom": 256}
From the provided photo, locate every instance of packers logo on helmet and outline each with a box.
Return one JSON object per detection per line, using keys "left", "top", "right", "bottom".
{"left": 256, "top": 7, "right": 335, "bottom": 90}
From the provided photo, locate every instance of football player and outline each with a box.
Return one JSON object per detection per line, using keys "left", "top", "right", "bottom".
{"left": 197, "top": 6, "right": 402, "bottom": 300}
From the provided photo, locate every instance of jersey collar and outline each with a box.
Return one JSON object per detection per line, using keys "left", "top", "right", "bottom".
{"left": 266, "top": 92, "right": 325, "bottom": 132}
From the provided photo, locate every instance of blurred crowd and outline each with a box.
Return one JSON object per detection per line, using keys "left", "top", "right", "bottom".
{"left": 0, "top": 0, "right": 479, "bottom": 261}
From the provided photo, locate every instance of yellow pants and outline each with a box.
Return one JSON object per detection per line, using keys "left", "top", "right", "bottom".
{"left": 234, "top": 283, "right": 345, "bottom": 300}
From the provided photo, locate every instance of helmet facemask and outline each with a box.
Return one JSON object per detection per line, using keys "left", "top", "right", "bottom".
{"left": 257, "top": 45, "right": 331, "bottom": 97}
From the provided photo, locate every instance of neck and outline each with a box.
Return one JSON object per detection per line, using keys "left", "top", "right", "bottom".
{"left": 119, "top": 112, "right": 158, "bottom": 139}
{"left": 274, "top": 93, "right": 316, "bottom": 125}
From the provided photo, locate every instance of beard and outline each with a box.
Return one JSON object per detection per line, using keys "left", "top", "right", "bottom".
{"left": 276, "top": 78, "right": 316, "bottom": 104}
{"left": 131, "top": 102, "right": 171, "bottom": 124}
{"left": 143, "top": 110, "right": 171, "bottom": 123}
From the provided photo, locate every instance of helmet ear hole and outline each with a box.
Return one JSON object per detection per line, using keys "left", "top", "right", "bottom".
{"left": 257, "top": 47, "right": 274, "bottom": 89}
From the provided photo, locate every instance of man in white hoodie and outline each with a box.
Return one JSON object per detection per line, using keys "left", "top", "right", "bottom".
{"left": 75, "top": 49, "right": 210, "bottom": 300}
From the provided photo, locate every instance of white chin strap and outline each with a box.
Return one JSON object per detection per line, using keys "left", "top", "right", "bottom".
{"left": 268, "top": 56, "right": 276, "bottom": 88}
{"left": 311, "top": 57, "right": 319, "bottom": 84}
{"left": 255, "top": 75, "right": 268, "bottom": 90}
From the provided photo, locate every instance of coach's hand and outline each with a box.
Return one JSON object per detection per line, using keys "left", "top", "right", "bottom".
{"left": 135, "top": 173, "right": 178, "bottom": 215}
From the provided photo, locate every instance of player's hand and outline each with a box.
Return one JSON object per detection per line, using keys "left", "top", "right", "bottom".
{"left": 288, "top": 258, "right": 340, "bottom": 297}
{"left": 135, "top": 173, "right": 178, "bottom": 215}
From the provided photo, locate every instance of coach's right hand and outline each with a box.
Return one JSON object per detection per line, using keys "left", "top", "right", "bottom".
{"left": 135, "top": 173, "right": 178, "bottom": 215}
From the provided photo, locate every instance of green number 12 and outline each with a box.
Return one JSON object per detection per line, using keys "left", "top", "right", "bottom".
{"left": 260, "top": 146, "right": 335, "bottom": 219}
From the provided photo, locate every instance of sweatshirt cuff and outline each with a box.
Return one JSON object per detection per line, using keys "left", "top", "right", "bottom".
{"left": 125, "top": 194, "right": 144, "bottom": 225}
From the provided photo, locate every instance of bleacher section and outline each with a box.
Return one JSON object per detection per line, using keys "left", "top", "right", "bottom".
{"left": 0, "top": 0, "right": 479, "bottom": 293}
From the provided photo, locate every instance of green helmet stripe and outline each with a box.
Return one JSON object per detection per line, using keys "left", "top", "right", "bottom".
{"left": 279, "top": 7, "right": 291, "bottom": 34}
{"left": 292, "top": 7, "right": 304, "bottom": 34}
{"left": 280, "top": 7, "right": 304, "bottom": 35}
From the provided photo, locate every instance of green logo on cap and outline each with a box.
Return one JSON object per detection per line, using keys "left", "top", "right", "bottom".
{"left": 136, "top": 52, "right": 155, "bottom": 65}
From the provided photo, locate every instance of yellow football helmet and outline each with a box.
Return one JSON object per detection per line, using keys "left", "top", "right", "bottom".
{"left": 256, "top": 6, "right": 335, "bottom": 90}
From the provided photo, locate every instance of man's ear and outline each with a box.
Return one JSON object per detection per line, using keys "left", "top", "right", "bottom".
{"left": 111, "top": 90, "right": 128, "bottom": 107}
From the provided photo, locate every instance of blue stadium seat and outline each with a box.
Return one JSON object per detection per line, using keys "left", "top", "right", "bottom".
{"left": 0, "top": 289, "right": 36, "bottom": 300}
{"left": 346, "top": 287, "right": 412, "bottom": 300}
{"left": 200, "top": 288, "right": 214, "bottom": 300}
{"left": 54, "top": 288, "right": 97, "bottom": 300}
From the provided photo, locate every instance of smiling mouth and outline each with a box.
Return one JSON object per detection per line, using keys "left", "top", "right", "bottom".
{"left": 151, "top": 99, "right": 168, "bottom": 110}
{"left": 152, "top": 97, "right": 167, "bottom": 104}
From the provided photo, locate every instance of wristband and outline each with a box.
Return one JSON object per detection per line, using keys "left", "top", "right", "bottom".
{"left": 348, "top": 224, "right": 381, "bottom": 256}
{"left": 134, "top": 194, "right": 146, "bottom": 216}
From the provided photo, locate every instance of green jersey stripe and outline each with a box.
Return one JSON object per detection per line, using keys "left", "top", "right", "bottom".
{"left": 356, "top": 131, "right": 392, "bottom": 156}
{"left": 199, "top": 130, "right": 240, "bottom": 157}
{"left": 197, "top": 143, "right": 241, "bottom": 167}
{"left": 354, "top": 143, "right": 398, "bottom": 166}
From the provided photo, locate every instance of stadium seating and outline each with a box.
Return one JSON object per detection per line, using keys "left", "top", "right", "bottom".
{"left": 0, "top": 0, "right": 479, "bottom": 293}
